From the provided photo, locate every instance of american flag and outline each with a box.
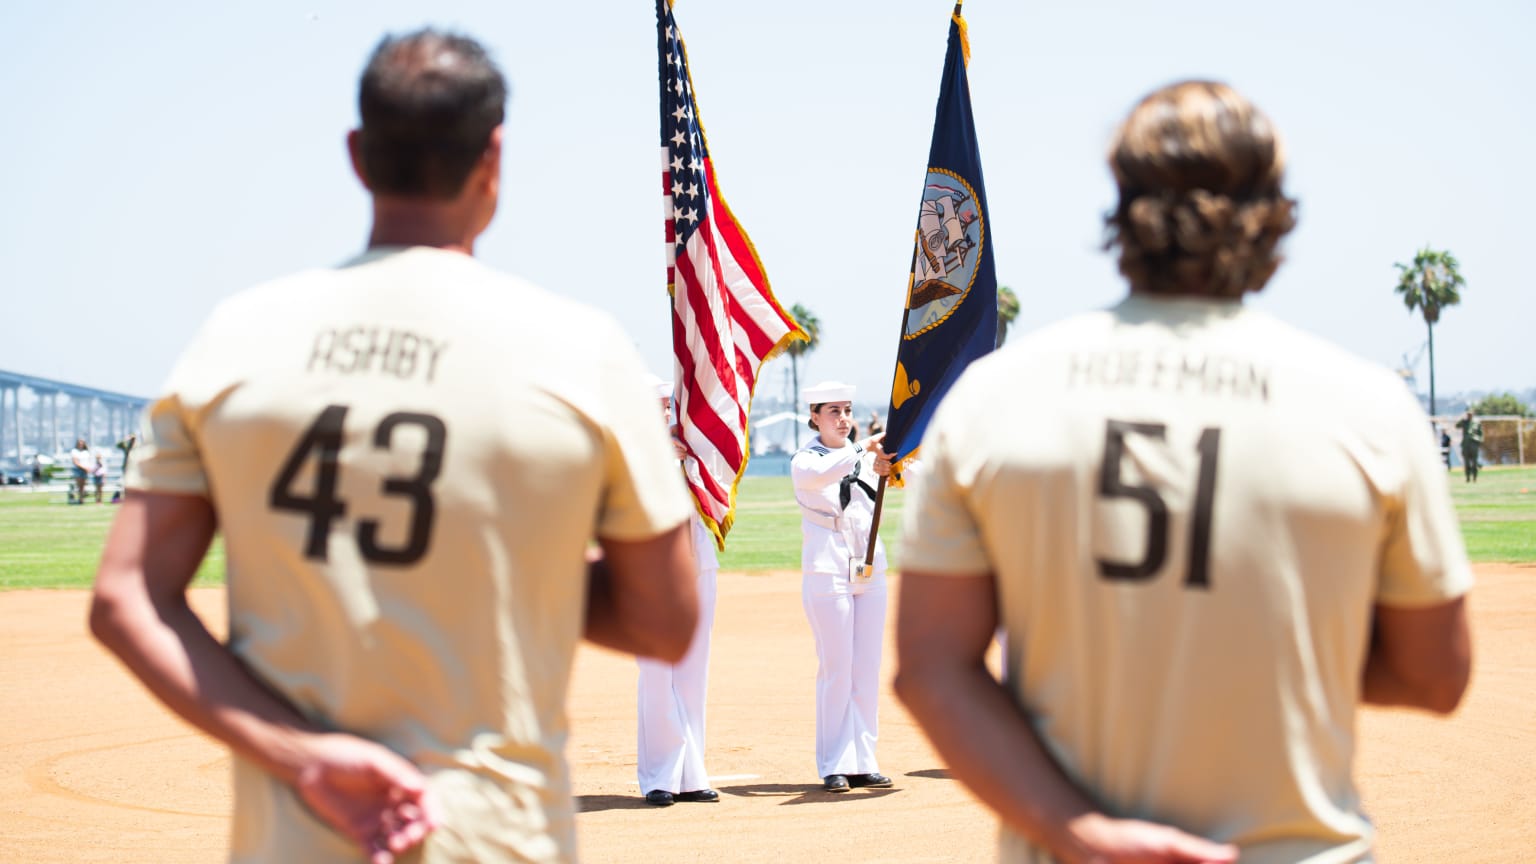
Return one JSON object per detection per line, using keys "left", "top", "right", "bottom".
{"left": 657, "top": 0, "right": 804, "bottom": 550}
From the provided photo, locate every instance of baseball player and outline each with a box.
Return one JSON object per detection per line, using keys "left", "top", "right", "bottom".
{"left": 896, "top": 80, "right": 1472, "bottom": 863}
{"left": 791, "top": 381, "right": 894, "bottom": 793}
{"left": 636, "top": 376, "right": 720, "bottom": 806}
{"left": 89, "top": 29, "right": 699, "bottom": 864}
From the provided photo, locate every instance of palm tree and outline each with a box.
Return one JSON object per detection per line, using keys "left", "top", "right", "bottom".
{"left": 785, "top": 303, "right": 820, "bottom": 448}
{"left": 996, "top": 284, "right": 1020, "bottom": 348}
{"left": 1394, "top": 247, "right": 1466, "bottom": 415}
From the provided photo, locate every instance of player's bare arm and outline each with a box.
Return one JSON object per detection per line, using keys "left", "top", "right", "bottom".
{"left": 895, "top": 570, "right": 1238, "bottom": 864}
{"left": 89, "top": 492, "right": 435, "bottom": 863}
{"left": 587, "top": 521, "right": 698, "bottom": 662}
{"left": 1362, "top": 597, "right": 1472, "bottom": 713}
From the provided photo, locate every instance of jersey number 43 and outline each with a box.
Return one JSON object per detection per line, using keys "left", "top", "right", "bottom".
{"left": 268, "top": 404, "right": 447, "bottom": 566}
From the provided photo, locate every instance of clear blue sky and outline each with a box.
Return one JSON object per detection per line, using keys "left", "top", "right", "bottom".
{"left": 2, "top": 1, "right": 1531, "bottom": 412}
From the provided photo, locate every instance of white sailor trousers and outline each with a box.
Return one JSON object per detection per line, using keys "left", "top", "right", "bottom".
{"left": 637, "top": 564, "right": 718, "bottom": 794}
{"left": 801, "top": 569, "right": 886, "bottom": 777}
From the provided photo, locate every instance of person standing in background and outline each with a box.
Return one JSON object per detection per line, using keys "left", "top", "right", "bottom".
{"left": 68, "top": 438, "right": 92, "bottom": 505}
{"left": 117, "top": 432, "right": 138, "bottom": 474}
{"left": 792, "top": 381, "right": 895, "bottom": 794}
{"left": 636, "top": 375, "right": 721, "bottom": 807}
{"left": 90, "top": 446, "right": 107, "bottom": 503}
{"left": 1456, "top": 408, "right": 1483, "bottom": 482}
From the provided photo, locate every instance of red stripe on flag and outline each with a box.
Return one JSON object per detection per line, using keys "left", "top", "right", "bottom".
{"left": 733, "top": 343, "right": 756, "bottom": 397}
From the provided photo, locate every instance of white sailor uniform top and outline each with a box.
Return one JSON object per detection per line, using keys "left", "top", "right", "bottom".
{"left": 790, "top": 439, "right": 887, "bottom": 579}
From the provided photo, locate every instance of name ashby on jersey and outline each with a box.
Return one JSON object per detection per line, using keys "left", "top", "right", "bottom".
{"left": 307, "top": 326, "right": 448, "bottom": 383}
{"left": 1069, "top": 349, "right": 1271, "bottom": 402}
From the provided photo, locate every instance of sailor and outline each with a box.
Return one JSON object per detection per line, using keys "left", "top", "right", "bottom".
{"left": 636, "top": 375, "right": 721, "bottom": 806}
{"left": 791, "top": 380, "right": 895, "bottom": 793}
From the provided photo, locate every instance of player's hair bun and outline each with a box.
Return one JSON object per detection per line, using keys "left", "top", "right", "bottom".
{"left": 1114, "top": 189, "right": 1297, "bottom": 298}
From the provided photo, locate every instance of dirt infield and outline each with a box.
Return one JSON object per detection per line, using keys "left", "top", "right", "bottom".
{"left": 2, "top": 565, "right": 1531, "bottom": 863}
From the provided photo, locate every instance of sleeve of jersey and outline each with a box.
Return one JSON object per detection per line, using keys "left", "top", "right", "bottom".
{"left": 591, "top": 323, "right": 693, "bottom": 542}
{"left": 898, "top": 390, "right": 990, "bottom": 577}
{"left": 125, "top": 320, "right": 222, "bottom": 498}
{"left": 128, "top": 392, "right": 209, "bottom": 496}
{"left": 1377, "top": 387, "right": 1475, "bottom": 607}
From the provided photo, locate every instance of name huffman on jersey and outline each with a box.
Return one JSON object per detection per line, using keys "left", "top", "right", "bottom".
{"left": 1067, "top": 349, "right": 1271, "bottom": 402}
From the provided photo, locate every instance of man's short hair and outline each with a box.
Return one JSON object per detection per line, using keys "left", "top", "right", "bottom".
{"left": 1103, "top": 80, "right": 1298, "bottom": 299}
{"left": 357, "top": 29, "right": 507, "bottom": 199}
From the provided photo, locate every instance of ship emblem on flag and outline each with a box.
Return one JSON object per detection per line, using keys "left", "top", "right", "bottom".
{"left": 908, "top": 171, "right": 984, "bottom": 336}
{"left": 657, "top": 0, "right": 806, "bottom": 549}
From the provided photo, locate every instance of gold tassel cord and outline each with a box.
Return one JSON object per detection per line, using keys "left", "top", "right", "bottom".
{"left": 954, "top": 5, "right": 971, "bottom": 67}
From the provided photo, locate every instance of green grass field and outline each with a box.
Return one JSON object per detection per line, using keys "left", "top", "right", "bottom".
{"left": 1445, "top": 465, "right": 1536, "bottom": 563}
{"left": 2, "top": 466, "right": 1530, "bottom": 590}
{"left": 0, "top": 488, "right": 226, "bottom": 590}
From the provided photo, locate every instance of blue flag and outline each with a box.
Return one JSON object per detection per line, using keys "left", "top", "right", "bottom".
{"left": 882, "top": 4, "right": 997, "bottom": 471}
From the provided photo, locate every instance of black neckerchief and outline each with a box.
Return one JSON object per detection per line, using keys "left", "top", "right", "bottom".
{"left": 838, "top": 457, "right": 877, "bottom": 512}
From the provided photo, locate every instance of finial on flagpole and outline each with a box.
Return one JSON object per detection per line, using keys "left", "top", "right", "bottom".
{"left": 953, "top": 4, "right": 970, "bottom": 66}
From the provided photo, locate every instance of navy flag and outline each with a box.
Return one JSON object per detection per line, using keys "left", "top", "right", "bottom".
{"left": 882, "top": 2, "right": 997, "bottom": 475}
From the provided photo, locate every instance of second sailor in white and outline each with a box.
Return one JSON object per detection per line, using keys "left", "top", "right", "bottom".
{"left": 790, "top": 380, "right": 895, "bottom": 793}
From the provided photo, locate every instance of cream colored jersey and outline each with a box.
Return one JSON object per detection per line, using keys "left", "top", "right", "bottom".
{"left": 902, "top": 294, "right": 1472, "bottom": 864}
{"left": 129, "top": 246, "right": 692, "bottom": 863}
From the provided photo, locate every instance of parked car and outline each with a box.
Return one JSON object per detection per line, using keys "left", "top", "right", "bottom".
{"left": 0, "top": 459, "right": 29, "bottom": 485}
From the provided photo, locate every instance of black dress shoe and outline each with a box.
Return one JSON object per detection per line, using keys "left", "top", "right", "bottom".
{"left": 823, "top": 774, "right": 850, "bottom": 793}
{"left": 674, "top": 788, "right": 720, "bottom": 803}
{"left": 847, "top": 773, "right": 893, "bottom": 788}
{"left": 644, "top": 789, "right": 675, "bottom": 806}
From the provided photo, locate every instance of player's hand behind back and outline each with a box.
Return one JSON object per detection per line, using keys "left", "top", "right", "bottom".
{"left": 1062, "top": 812, "right": 1238, "bottom": 864}
{"left": 294, "top": 732, "right": 439, "bottom": 864}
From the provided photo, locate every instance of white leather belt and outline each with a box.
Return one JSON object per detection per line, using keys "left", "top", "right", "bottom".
{"left": 802, "top": 511, "right": 844, "bottom": 531}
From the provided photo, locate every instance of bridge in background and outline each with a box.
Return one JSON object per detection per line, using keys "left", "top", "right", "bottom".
{"left": 0, "top": 369, "right": 149, "bottom": 462}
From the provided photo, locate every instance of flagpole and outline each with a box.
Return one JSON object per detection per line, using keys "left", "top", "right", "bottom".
{"left": 862, "top": 475, "right": 888, "bottom": 571}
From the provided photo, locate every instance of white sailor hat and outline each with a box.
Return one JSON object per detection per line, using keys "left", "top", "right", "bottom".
{"left": 645, "top": 373, "right": 675, "bottom": 400}
{"left": 801, "top": 380, "right": 855, "bottom": 405}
